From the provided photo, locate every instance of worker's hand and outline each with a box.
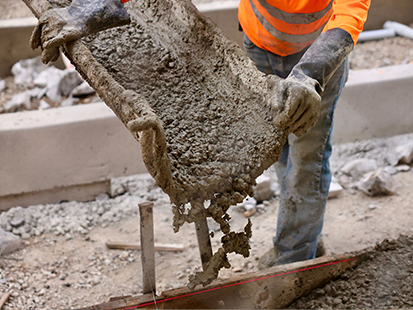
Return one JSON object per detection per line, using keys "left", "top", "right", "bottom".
{"left": 30, "top": 0, "right": 131, "bottom": 64}
{"left": 270, "top": 28, "right": 355, "bottom": 137}
{"left": 271, "top": 74, "right": 321, "bottom": 137}
{"left": 30, "top": 8, "right": 85, "bottom": 64}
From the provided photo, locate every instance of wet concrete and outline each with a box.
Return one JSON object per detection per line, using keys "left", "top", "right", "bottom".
{"left": 289, "top": 235, "right": 413, "bottom": 308}
{"left": 40, "top": 0, "right": 288, "bottom": 287}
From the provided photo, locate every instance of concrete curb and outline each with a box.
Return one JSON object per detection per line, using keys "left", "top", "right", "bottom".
{"left": 333, "top": 63, "right": 413, "bottom": 143}
{"left": 0, "top": 103, "right": 146, "bottom": 210}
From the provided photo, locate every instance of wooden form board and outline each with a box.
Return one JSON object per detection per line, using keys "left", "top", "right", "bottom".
{"left": 74, "top": 251, "right": 370, "bottom": 310}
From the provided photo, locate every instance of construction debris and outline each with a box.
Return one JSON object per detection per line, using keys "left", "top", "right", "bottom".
{"left": 395, "top": 141, "right": 413, "bottom": 165}
{"left": 1, "top": 56, "right": 97, "bottom": 112}
{"left": 0, "top": 228, "right": 22, "bottom": 256}
{"left": 253, "top": 175, "right": 274, "bottom": 202}
{"left": 106, "top": 241, "right": 184, "bottom": 252}
{"left": 0, "top": 292, "right": 11, "bottom": 310}
{"left": 340, "top": 158, "right": 378, "bottom": 180}
{"left": 11, "top": 57, "right": 47, "bottom": 86}
{"left": 356, "top": 168, "right": 397, "bottom": 196}
{"left": 0, "top": 80, "right": 5, "bottom": 93}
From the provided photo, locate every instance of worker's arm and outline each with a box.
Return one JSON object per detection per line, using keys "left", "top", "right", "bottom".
{"left": 30, "top": 0, "right": 130, "bottom": 64}
{"left": 272, "top": 28, "right": 353, "bottom": 137}
{"left": 323, "top": 0, "right": 371, "bottom": 45}
{"left": 272, "top": 0, "right": 370, "bottom": 136}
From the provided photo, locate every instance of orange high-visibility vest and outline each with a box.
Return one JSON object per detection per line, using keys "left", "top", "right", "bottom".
{"left": 238, "top": 0, "right": 370, "bottom": 56}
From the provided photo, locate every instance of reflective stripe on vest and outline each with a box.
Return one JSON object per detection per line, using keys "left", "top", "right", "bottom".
{"left": 240, "top": 0, "right": 334, "bottom": 55}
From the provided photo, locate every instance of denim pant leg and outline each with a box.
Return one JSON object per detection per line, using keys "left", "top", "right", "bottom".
{"left": 244, "top": 35, "right": 348, "bottom": 264}
{"left": 274, "top": 61, "right": 348, "bottom": 264}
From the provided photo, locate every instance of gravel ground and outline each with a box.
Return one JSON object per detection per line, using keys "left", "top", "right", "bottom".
{"left": 1, "top": 133, "right": 413, "bottom": 309}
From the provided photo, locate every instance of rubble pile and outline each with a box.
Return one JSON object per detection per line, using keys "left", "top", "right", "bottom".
{"left": 0, "top": 56, "right": 97, "bottom": 113}
{"left": 331, "top": 133, "right": 413, "bottom": 196}
{"left": 0, "top": 175, "right": 169, "bottom": 246}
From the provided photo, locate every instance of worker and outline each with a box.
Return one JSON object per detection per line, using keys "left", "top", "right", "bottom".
{"left": 31, "top": 0, "right": 371, "bottom": 268}
{"left": 238, "top": 0, "right": 371, "bottom": 268}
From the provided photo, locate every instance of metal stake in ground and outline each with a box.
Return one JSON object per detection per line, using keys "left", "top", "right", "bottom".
{"left": 194, "top": 215, "right": 213, "bottom": 271}
{"left": 139, "top": 201, "right": 156, "bottom": 295}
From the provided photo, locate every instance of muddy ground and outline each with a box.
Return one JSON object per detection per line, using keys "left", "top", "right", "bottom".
{"left": 289, "top": 235, "right": 413, "bottom": 309}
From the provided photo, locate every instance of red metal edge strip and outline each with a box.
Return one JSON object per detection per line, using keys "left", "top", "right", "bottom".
{"left": 123, "top": 257, "right": 358, "bottom": 309}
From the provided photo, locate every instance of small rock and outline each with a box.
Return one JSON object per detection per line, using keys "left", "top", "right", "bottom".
{"left": 101, "top": 211, "right": 115, "bottom": 222}
{"left": 119, "top": 251, "right": 129, "bottom": 259}
{"left": 10, "top": 217, "right": 25, "bottom": 228}
{"left": 340, "top": 158, "right": 378, "bottom": 180}
{"left": 328, "top": 181, "right": 343, "bottom": 199}
{"left": 238, "top": 196, "right": 257, "bottom": 211}
{"left": 384, "top": 165, "right": 398, "bottom": 175}
{"left": 243, "top": 207, "right": 257, "bottom": 218}
{"left": 38, "top": 100, "right": 51, "bottom": 110}
{"left": 368, "top": 203, "right": 380, "bottom": 211}
{"left": 37, "top": 288, "right": 46, "bottom": 296}
{"left": 253, "top": 175, "right": 274, "bottom": 202}
{"left": 59, "top": 273, "right": 67, "bottom": 281}
{"left": 4, "top": 92, "right": 31, "bottom": 112}
{"left": 61, "top": 96, "right": 78, "bottom": 107}
{"left": 59, "top": 70, "right": 83, "bottom": 96}
{"left": 11, "top": 57, "right": 47, "bottom": 86}
{"left": 357, "top": 168, "right": 397, "bottom": 196}
{"left": 21, "top": 233, "right": 31, "bottom": 240}
{"left": 33, "top": 66, "right": 64, "bottom": 88}
{"left": 46, "top": 84, "right": 62, "bottom": 103}
{"left": 96, "top": 193, "right": 110, "bottom": 201}
{"left": 0, "top": 228, "right": 22, "bottom": 255}
{"left": 97, "top": 206, "right": 105, "bottom": 216}
{"left": 233, "top": 266, "right": 243, "bottom": 273}
{"left": 11, "top": 291, "right": 19, "bottom": 298}
{"left": 91, "top": 276, "right": 101, "bottom": 285}
{"left": 396, "top": 164, "right": 411, "bottom": 172}
{"left": 104, "top": 258, "right": 112, "bottom": 266}
{"left": 395, "top": 141, "right": 413, "bottom": 165}
{"left": 71, "top": 81, "right": 95, "bottom": 97}
{"left": 0, "top": 79, "right": 5, "bottom": 93}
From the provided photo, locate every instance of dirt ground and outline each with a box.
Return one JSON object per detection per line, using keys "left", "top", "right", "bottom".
{"left": 1, "top": 169, "right": 413, "bottom": 309}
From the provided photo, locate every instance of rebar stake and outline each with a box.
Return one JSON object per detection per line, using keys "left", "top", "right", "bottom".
{"left": 139, "top": 201, "right": 156, "bottom": 295}
{"left": 195, "top": 218, "right": 213, "bottom": 271}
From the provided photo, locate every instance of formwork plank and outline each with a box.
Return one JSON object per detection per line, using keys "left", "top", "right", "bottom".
{"left": 75, "top": 251, "right": 369, "bottom": 310}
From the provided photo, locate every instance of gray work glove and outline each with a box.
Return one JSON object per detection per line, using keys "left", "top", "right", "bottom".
{"left": 272, "top": 28, "right": 354, "bottom": 137}
{"left": 30, "top": 0, "right": 131, "bottom": 64}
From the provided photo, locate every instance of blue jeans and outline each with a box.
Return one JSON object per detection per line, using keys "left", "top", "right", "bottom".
{"left": 244, "top": 35, "right": 348, "bottom": 264}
